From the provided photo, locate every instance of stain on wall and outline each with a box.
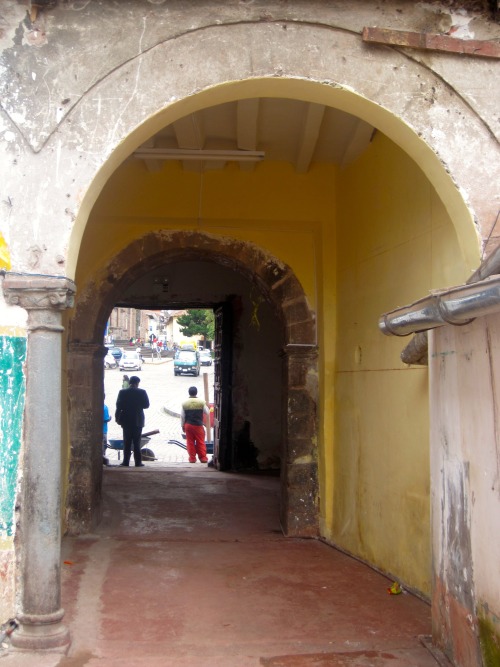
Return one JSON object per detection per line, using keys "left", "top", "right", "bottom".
{"left": 0, "top": 335, "right": 26, "bottom": 537}
{"left": 479, "top": 612, "right": 500, "bottom": 667}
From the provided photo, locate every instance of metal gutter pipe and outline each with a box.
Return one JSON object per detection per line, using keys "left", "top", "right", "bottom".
{"left": 379, "top": 274, "right": 500, "bottom": 336}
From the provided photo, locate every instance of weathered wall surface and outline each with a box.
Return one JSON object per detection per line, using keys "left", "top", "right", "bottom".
{"left": 0, "top": 0, "right": 498, "bottom": 279}
{"left": 430, "top": 316, "right": 500, "bottom": 667}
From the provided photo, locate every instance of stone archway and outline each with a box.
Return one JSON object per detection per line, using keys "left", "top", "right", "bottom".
{"left": 67, "top": 230, "right": 318, "bottom": 538}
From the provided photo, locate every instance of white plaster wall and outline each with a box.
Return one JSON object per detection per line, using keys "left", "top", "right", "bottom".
{"left": 0, "top": 2, "right": 498, "bottom": 278}
{"left": 430, "top": 318, "right": 500, "bottom": 651}
{"left": 0, "top": 284, "right": 28, "bottom": 330}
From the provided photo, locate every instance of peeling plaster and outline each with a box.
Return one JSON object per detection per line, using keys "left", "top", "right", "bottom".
{"left": 449, "top": 464, "right": 473, "bottom": 596}
{"left": 0, "top": 335, "right": 26, "bottom": 538}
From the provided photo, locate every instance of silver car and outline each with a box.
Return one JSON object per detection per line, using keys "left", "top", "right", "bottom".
{"left": 104, "top": 352, "right": 118, "bottom": 369}
{"left": 199, "top": 349, "right": 213, "bottom": 366}
{"left": 119, "top": 351, "right": 143, "bottom": 371}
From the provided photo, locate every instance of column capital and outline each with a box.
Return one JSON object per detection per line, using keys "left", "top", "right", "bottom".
{"left": 3, "top": 272, "right": 76, "bottom": 311}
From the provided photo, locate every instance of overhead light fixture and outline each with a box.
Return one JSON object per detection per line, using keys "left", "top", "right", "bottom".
{"left": 133, "top": 148, "right": 265, "bottom": 162}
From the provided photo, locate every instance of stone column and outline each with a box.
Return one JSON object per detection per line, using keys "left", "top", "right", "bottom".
{"left": 3, "top": 273, "right": 75, "bottom": 651}
{"left": 281, "top": 344, "right": 319, "bottom": 538}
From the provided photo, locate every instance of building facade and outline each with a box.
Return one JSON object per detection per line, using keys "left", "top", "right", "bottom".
{"left": 0, "top": 2, "right": 499, "bottom": 665}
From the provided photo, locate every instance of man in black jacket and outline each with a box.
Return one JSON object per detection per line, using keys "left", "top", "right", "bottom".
{"left": 115, "top": 376, "right": 150, "bottom": 467}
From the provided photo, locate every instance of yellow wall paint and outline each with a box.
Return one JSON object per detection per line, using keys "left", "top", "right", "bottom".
{"left": 329, "top": 133, "right": 469, "bottom": 594}
{"left": 0, "top": 231, "right": 11, "bottom": 270}
{"left": 78, "top": 161, "right": 337, "bottom": 313}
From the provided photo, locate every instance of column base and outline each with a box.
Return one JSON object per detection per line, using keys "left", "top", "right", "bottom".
{"left": 10, "top": 610, "right": 71, "bottom": 652}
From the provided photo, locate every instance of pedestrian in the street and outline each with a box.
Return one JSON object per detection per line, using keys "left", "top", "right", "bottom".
{"left": 122, "top": 374, "right": 130, "bottom": 389}
{"left": 115, "top": 376, "right": 150, "bottom": 467}
{"left": 181, "top": 386, "right": 210, "bottom": 463}
{"left": 103, "top": 395, "right": 111, "bottom": 466}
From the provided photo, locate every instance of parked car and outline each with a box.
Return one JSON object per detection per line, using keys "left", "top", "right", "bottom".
{"left": 104, "top": 352, "right": 118, "bottom": 369}
{"left": 119, "top": 351, "right": 143, "bottom": 371}
{"left": 174, "top": 349, "right": 200, "bottom": 376}
{"left": 199, "top": 349, "right": 213, "bottom": 366}
{"left": 106, "top": 346, "right": 123, "bottom": 361}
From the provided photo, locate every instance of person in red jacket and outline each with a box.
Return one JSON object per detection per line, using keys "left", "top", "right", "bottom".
{"left": 181, "top": 386, "right": 210, "bottom": 463}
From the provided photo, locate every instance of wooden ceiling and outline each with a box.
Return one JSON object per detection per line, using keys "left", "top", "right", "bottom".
{"left": 133, "top": 98, "right": 375, "bottom": 173}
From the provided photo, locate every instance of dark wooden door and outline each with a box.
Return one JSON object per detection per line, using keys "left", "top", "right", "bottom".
{"left": 213, "top": 302, "right": 232, "bottom": 470}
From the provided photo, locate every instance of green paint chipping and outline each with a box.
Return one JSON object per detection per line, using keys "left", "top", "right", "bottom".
{"left": 479, "top": 616, "right": 500, "bottom": 667}
{"left": 0, "top": 336, "right": 26, "bottom": 537}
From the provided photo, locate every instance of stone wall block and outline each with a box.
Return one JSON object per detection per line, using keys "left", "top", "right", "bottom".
{"left": 287, "top": 411, "right": 316, "bottom": 443}
{"left": 67, "top": 459, "right": 92, "bottom": 491}
{"left": 282, "top": 297, "right": 314, "bottom": 328}
{"left": 139, "top": 233, "right": 166, "bottom": 259}
{"left": 288, "top": 386, "right": 315, "bottom": 414}
{"left": 70, "top": 437, "right": 95, "bottom": 460}
{"left": 281, "top": 462, "right": 319, "bottom": 537}
{"left": 287, "top": 437, "right": 315, "bottom": 461}
{"left": 270, "top": 273, "right": 306, "bottom": 306}
{"left": 286, "top": 350, "right": 317, "bottom": 386}
{"left": 256, "top": 261, "right": 290, "bottom": 290}
{"left": 287, "top": 319, "right": 316, "bottom": 345}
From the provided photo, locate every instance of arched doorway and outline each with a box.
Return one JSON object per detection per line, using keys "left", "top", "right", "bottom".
{"left": 67, "top": 232, "right": 318, "bottom": 538}
{"left": 65, "top": 69, "right": 477, "bottom": 600}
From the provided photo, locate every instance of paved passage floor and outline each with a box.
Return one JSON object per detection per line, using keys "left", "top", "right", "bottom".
{"left": 2, "top": 465, "right": 447, "bottom": 667}
{"left": 63, "top": 467, "right": 445, "bottom": 666}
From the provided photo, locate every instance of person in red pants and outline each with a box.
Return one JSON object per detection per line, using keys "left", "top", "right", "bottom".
{"left": 181, "top": 386, "right": 210, "bottom": 463}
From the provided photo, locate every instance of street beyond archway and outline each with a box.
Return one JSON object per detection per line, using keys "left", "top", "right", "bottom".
{"left": 104, "top": 355, "right": 214, "bottom": 465}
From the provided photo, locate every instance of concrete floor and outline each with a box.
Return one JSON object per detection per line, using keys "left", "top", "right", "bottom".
{"left": 2, "top": 464, "right": 449, "bottom": 667}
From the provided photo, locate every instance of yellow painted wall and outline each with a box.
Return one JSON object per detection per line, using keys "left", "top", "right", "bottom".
{"left": 330, "top": 133, "right": 469, "bottom": 595}
{"left": 77, "top": 161, "right": 336, "bottom": 314}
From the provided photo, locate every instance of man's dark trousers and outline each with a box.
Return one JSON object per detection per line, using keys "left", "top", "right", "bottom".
{"left": 123, "top": 425, "right": 143, "bottom": 466}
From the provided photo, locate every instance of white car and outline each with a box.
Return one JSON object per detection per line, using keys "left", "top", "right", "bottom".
{"left": 119, "top": 351, "right": 143, "bottom": 371}
{"left": 104, "top": 352, "right": 118, "bottom": 369}
{"left": 199, "top": 349, "right": 213, "bottom": 366}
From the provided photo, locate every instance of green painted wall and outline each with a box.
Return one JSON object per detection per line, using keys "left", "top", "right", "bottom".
{"left": 0, "top": 334, "right": 26, "bottom": 538}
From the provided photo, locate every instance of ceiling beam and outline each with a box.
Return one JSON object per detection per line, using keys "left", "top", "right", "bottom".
{"left": 138, "top": 137, "right": 163, "bottom": 173}
{"left": 173, "top": 114, "right": 205, "bottom": 171}
{"left": 173, "top": 114, "right": 205, "bottom": 149}
{"left": 237, "top": 99, "right": 260, "bottom": 150}
{"left": 340, "top": 120, "right": 375, "bottom": 168}
{"left": 296, "top": 103, "right": 325, "bottom": 174}
{"left": 237, "top": 99, "right": 260, "bottom": 172}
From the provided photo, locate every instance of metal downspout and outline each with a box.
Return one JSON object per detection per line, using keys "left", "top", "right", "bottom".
{"left": 379, "top": 274, "right": 500, "bottom": 337}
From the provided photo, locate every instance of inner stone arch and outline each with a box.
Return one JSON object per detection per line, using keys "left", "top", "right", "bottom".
{"left": 66, "top": 230, "right": 318, "bottom": 538}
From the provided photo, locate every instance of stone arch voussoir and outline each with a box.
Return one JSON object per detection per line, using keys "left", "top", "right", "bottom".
{"left": 71, "top": 231, "right": 316, "bottom": 346}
